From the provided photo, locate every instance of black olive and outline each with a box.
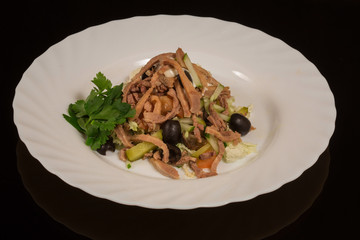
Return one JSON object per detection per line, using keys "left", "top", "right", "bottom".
{"left": 176, "top": 69, "right": 193, "bottom": 88}
{"left": 141, "top": 65, "right": 156, "bottom": 80}
{"left": 184, "top": 69, "right": 193, "bottom": 82}
{"left": 167, "top": 144, "right": 181, "bottom": 164}
{"left": 105, "top": 140, "right": 115, "bottom": 152}
{"left": 229, "top": 113, "right": 251, "bottom": 136}
{"left": 161, "top": 120, "right": 181, "bottom": 145}
{"left": 96, "top": 145, "right": 107, "bottom": 155}
{"left": 157, "top": 145, "right": 181, "bottom": 164}
{"left": 96, "top": 138, "right": 115, "bottom": 155}
{"left": 141, "top": 72, "right": 148, "bottom": 80}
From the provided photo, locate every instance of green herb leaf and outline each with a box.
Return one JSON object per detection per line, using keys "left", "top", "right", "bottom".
{"left": 91, "top": 104, "right": 119, "bottom": 120}
{"left": 71, "top": 100, "right": 86, "bottom": 118}
{"left": 63, "top": 114, "right": 84, "bottom": 133}
{"left": 104, "top": 84, "right": 124, "bottom": 105}
{"left": 63, "top": 103, "right": 86, "bottom": 133}
{"left": 92, "top": 72, "right": 112, "bottom": 93}
{"left": 113, "top": 100, "right": 131, "bottom": 115}
{"left": 85, "top": 90, "right": 105, "bottom": 116}
{"left": 64, "top": 72, "right": 135, "bottom": 150}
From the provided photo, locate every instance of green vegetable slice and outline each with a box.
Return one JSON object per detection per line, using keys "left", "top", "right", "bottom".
{"left": 203, "top": 97, "right": 210, "bottom": 113}
{"left": 210, "top": 84, "right": 224, "bottom": 102}
{"left": 191, "top": 143, "right": 212, "bottom": 158}
{"left": 125, "top": 131, "right": 163, "bottom": 162}
{"left": 178, "top": 117, "right": 193, "bottom": 124}
{"left": 205, "top": 134, "right": 219, "bottom": 153}
{"left": 217, "top": 112, "right": 230, "bottom": 122}
{"left": 183, "top": 53, "right": 202, "bottom": 88}
{"left": 238, "top": 106, "right": 249, "bottom": 116}
{"left": 212, "top": 104, "right": 225, "bottom": 113}
{"left": 180, "top": 123, "right": 195, "bottom": 132}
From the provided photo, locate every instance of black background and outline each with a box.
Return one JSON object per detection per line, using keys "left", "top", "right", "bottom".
{"left": 3, "top": 1, "right": 359, "bottom": 239}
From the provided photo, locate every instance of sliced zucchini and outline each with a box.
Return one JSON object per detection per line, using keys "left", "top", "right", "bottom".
{"left": 203, "top": 97, "right": 210, "bottom": 113}
{"left": 125, "top": 130, "right": 162, "bottom": 162}
{"left": 205, "top": 134, "right": 219, "bottom": 153}
{"left": 226, "top": 97, "right": 236, "bottom": 114}
{"left": 217, "top": 112, "right": 230, "bottom": 122}
{"left": 179, "top": 117, "right": 205, "bottom": 128}
{"left": 213, "top": 104, "right": 225, "bottom": 113}
{"left": 238, "top": 106, "right": 249, "bottom": 117}
{"left": 178, "top": 117, "right": 193, "bottom": 125}
{"left": 210, "top": 84, "right": 224, "bottom": 102}
{"left": 180, "top": 122, "right": 195, "bottom": 132}
{"left": 191, "top": 143, "right": 212, "bottom": 158}
{"left": 183, "top": 53, "right": 202, "bottom": 88}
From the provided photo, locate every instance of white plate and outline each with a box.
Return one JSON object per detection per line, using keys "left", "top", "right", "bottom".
{"left": 13, "top": 15, "right": 336, "bottom": 209}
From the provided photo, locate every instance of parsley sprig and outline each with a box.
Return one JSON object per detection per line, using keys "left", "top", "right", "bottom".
{"left": 63, "top": 72, "right": 135, "bottom": 150}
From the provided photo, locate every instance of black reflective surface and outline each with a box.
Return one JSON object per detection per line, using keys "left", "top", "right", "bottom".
{"left": 17, "top": 140, "right": 329, "bottom": 239}
{"left": 4, "top": 1, "right": 359, "bottom": 239}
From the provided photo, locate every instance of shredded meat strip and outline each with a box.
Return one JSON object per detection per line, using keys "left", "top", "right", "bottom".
{"left": 203, "top": 86, "right": 217, "bottom": 98}
{"left": 153, "top": 150, "right": 162, "bottom": 161}
{"left": 205, "top": 125, "right": 241, "bottom": 142}
{"left": 210, "top": 140, "right": 225, "bottom": 173}
{"left": 189, "top": 161, "right": 217, "bottom": 178}
{"left": 162, "top": 58, "right": 202, "bottom": 114}
{"left": 175, "top": 47, "right": 186, "bottom": 68}
{"left": 175, "top": 151, "right": 197, "bottom": 167}
{"left": 142, "top": 112, "right": 166, "bottom": 124}
{"left": 144, "top": 95, "right": 161, "bottom": 131}
{"left": 132, "top": 72, "right": 159, "bottom": 119}
{"left": 123, "top": 52, "right": 175, "bottom": 103}
{"left": 163, "top": 88, "right": 180, "bottom": 119}
{"left": 143, "top": 151, "right": 154, "bottom": 159}
{"left": 193, "top": 64, "right": 219, "bottom": 86}
{"left": 174, "top": 79, "right": 191, "bottom": 117}
{"left": 143, "top": 88, "right": 180, "bottom": 124}
{"left": 143, "top": 100, "right": 153, "bottom": 112}
{"left": 208, "top": 102, "right": 227, "bottom": 131}
{"left": 149, "top": 158, "right": 179, "bottom": 179}
{"left": 192, "top": 114, "right": 204, "bottom": 131}
{"left": 192, "top": 114, "right": 203, "bottom": 143}
{"left": 150, "top": 95, "right": 162, "bottom": 115}
{"left": 131, "top": 134, "right": 169, "bottom": 163}
{"left": 199, "top": 151, "right": 215, "bottom": 160}
{"left": 118, "top": 148, "right": 128, "bottom": 162}
{"left": 114, "top": 125, "right": 133, "bottom": 148}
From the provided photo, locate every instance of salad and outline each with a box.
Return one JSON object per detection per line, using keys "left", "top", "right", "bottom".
{"left": 63, "top": 48, "right": 256, "bottom": 179}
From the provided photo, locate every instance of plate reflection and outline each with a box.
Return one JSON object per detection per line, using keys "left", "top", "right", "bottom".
{"left": 17, "top": 140, "right": 330, "bottom": 239}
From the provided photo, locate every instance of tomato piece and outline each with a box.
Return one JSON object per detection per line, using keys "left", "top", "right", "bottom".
{"left": 197, "top": 153, "right": 217, "bottom": 169}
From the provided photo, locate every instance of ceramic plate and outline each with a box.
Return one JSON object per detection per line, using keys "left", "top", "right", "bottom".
{"left": 13, "top": 15, "right": 336, "bottom": 209}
